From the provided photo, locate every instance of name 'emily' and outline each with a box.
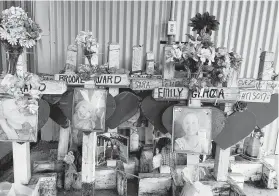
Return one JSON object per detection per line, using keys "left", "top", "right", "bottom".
{"left": 192, "top": 88, "right": 225, "bottom": 99}
{"left": 157, "top": 87, "right": 184, "bottom": 98}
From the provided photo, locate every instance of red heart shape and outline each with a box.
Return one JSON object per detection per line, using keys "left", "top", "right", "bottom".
{"left": 247, "top": 94, "right": 278, "bottom": 129}
{"left": 106, "top": 92, "right": 140, "bottom": 129}
{"left": 214, "top": 110, "right": 256, "bottom": 149}
{"left": 141, "top": 96, "right": 177, "bottom": 134}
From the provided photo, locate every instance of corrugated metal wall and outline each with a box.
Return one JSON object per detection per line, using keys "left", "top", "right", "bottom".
{"left": 1, "top": 1, "right": 278, "bottom": 155}
{"left": 43, "top": 1, "right": 278, "bottom": 75}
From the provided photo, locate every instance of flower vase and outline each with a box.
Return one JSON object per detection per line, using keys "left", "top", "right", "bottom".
{"left": 6, "top": 50, "right": 23, "bottom": 75}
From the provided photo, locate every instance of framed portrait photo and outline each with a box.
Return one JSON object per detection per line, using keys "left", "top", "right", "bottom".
{"left": 172, "top": 106, "right": 212, "bottom": 155}
{"left": 72, "top": 88, "right": 107, "bottom": 132}
{"left": 0, "top": 96, "right": 38, "bottom": 142}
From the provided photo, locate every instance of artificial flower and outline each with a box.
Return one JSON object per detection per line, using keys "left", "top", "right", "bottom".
{"left": 0, "top": 6, "right": 42, "bottom": 49}
{"left": 197, "top": 47, "right": 215, "bottom": 65}
{"left": 189, "top": 12, "right": 220, "bottom": 35}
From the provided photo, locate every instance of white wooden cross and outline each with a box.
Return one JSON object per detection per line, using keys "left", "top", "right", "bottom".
{"left": 1, "top": 50, "right": 67, "bottom": 185}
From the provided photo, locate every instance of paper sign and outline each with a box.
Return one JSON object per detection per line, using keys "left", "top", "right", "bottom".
{"left": 38, "top": 73, "right": 54, "bottom": 81}
{"left": 163, "top": 78, "right": 184, "bottom": 87}
{"left": 191, "top": 87, "right": 239, "bottom": 102}
{"left": 130, "top": 74, "right": 162, "bottom": 79}
{"left": 237, "top": 78, "right": 256, "bottom": 88}
{"left": 54, "top": 74, "right": 84, "bottom": 85}
{"left": 153, "top": 87, "right": 188, "bottom": 101}
{"left": 238, "top": 90, "right": 272, "bottom": 103}
{"left": 40, "top": 80, "right": 67, "bottom": 94}
{"left": 95, "top": 74, "right": 130, "bottom": 87}
{"left": 130, "top": 78, "right": 162, "bottom": 90}
{"left": 255, "top": 80, "right": 279, "bottom": 92}
{"left": 20, "top": 80, "right": 67, "bottom": 95}
{"left": 237, "top": 78, "right": 278, "bottom": 93}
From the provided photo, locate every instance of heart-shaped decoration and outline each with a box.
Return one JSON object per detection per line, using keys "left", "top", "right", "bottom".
{"left": 38, "top": 99, "right": 50, "bottom": 130}
{"left": 209, "top": 106, "right": 226, "bottom": 140}
{"left": 105, "top": 93, "right": 116, "bottom": 120}
{"left": 214, "top": 110, "right": 256, "bottom": 149}
{"left": 118, "top": 109, "right": 140, "bottom": 128}
{"left": 141, "top": 96, "right": 177, "bottom": 134}
{"left": 247, "top": 93, "right": 278, "bottom": 129}
{"left": 58, "top": 90, "right": 74, "bottom": 121}
{"left": 106, "top": 91, "right": 140, "bottom": 129}
{"left": 162, "top": 103, "right": 186, "bottom": 134}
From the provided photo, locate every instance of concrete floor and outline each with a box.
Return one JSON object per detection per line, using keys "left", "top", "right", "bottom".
{"left": 0, "top": 141, "right": 278, "bottom": 196}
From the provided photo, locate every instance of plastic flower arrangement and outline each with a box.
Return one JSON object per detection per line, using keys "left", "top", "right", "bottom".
{"left": 75, "top": 31, "right": 99, "bottom": 66}
{"left": 0, "top": 6, "right": 42, "bottom": 74}
{"left": 168, "top": 12, "right": 242, "bottom": 90}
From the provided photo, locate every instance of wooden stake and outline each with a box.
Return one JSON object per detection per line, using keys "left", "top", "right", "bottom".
{"left": 214, "top": 68, "right": 239, "bottom": 181}
{"left": 13, "top": 51, "right": 31, "bottom": 185}
{"left": 163, "top": 45, "right": 175, "bottom": 79}
{"left": 187, "top": 99, "right": 201, "bottom": 181}
{"left": 257, "top": 52, "right": 276, "bottom": 159}
{"left": 108, "top": 43, "right": 120, "bottom": 133}
{"left": 57, "top": 126, "right": 71, "bottom": 161}
{"left": 82, "top": 132, "right": 97, "bottom": 196}
{"left": 81, "top": 80, "right": 99, "bottom": 195}
{"left": 13, "top": 142, "right": 31, "bottom": 184}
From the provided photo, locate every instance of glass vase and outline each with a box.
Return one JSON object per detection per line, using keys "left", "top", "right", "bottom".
{"left": 6, "top": 49, "right": 23, "bottom": 75}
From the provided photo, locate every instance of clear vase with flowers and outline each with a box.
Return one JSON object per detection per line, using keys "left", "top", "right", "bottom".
{"left": 0, "top": 6, "right": 42, "bottom": 75}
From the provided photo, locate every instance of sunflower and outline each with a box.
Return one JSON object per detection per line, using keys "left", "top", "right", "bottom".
{"left": 189, "top": 12, "right": 220, "bottom": 35}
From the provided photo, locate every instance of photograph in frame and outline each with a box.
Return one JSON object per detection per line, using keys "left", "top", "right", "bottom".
{"left": 0, "top": 96, "right": 38, "bottom": 142}
{"left": 97, "top": 132, "right": 129, "bottom": 165}
{"left": 72, "top": 88, "right": 107, "bottom": 132}
{"left": 172, "top": 106, "right": 212, "bottom": 155}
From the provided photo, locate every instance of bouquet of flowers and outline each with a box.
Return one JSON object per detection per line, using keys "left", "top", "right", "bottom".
{"left": 0, "top": 6, "right": 42, "bottom": 74}
{"left": 167, "top": 12, "right": 242, "bottom": 90}
{"left": 75, "top": 31, "right": 99, "bottom": 66}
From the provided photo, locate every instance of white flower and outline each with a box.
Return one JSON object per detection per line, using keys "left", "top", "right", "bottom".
{"left": 197, "top": 47, "right": 215, "bottom": 65}
{"left": 29, "top": 89, "right": 41, "bottom": 99}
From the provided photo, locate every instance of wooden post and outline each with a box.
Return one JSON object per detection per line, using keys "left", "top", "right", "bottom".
{"left": 13, "top": 142, "right": 31, "bottom": 184}
{"left": 81, "top": 53, "right": 99, "bottom": 196}
{"left": 214, "top": 68, "right": 239, "bottom": 181}
{"left": 186, "top": 99, "right": 202, "bottom": 181}
{"left": 163, "top": 45, "right": 175, "bottom": 80}
{"left": 132, "top": 45, "right": 143, "bottom": 72}
{"left": 108, "top": 43, "right": 120, "bottom": 133}
{"left": 12, "top": 51, "right": 31, "bottom": 185}
{"left": 57, "top": 45, "right": 78, "bottom": 161}
{"left": 146, "top": 52, "right": 155, "bottom": 75}
{"left": 57, "top": 126, "right": 71, "bottom": 161}
{"left": 257, "top": 52, "right": 277, "bottom": 158}
{"left": 82, "top": 132, "right": 97, "bottom": 196}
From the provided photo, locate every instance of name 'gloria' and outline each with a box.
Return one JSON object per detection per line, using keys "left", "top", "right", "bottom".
{"left": 191, "top": 88, "right": 225, "bottom": 99}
